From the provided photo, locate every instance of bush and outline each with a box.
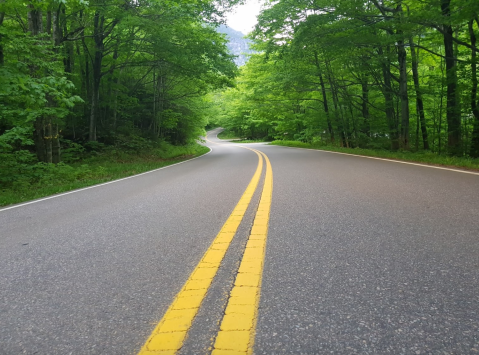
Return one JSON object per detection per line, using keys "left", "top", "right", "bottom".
{"left": 114, "top": 134, "right": 154, "bottom": 153}
{"left": 83, "top": 141, "right": 105, "bottom": 153}
{"left": 61, "top": 139, "right": 86, "bottom": 163}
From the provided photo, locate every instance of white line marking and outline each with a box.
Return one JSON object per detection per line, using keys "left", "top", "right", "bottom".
{"left": 270, "top": 145, "right": 479, "bottom": 176}
{"left": 0, "top": 147, "right": 213, "bottom": 212}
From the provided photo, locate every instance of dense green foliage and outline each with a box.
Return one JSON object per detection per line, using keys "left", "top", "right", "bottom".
{"left": 0, "top": 0, "right": 238, "bottom": 198}
{"left": 217, "top": 0, "right": 479, "bottom": 157}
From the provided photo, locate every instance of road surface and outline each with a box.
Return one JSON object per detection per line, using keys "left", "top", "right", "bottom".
{"left": 1, "top": 128, "right": 479, "bottom": 354}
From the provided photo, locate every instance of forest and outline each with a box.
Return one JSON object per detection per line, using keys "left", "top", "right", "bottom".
{"left": 0, "top": 0, "right": 237, "bottom": 204}
{"left": 2, "top": 0, "right": 479, "bottom": 206}
{"left": 217, "top": 0, "right": 479, "bottom": 158}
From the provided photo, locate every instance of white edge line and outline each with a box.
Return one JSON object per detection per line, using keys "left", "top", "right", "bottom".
{"left": 0, "top": 147, "right": 213, "bottom": 213}
{"left": 270, "top": 145, "right": 479, "bottom": 176}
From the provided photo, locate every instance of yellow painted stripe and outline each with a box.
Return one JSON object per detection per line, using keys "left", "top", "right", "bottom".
{"left": 212, "top": 149, "right": 273, "bottom": 355}
{"left": 138, "top": 150, "right": 264, "bottom": 355}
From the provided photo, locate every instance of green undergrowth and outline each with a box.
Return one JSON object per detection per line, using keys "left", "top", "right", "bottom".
{"left": 270, "top": 140, "right": 479, "bottom": 171}
{"left": 217, "top": 129, "right": 270, "bottom": 143}
{"left": 0, "top": 142, "right": 209, "bottom": 207}
{"left": 217, "top": 130, "right": 240, "bottom": 140}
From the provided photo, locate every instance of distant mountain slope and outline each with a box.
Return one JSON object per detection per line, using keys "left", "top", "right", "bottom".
{"left": 217, "top": 25, "right": 253, "bottom": 67}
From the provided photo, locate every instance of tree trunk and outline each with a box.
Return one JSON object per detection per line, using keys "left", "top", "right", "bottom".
{"left": 28, "top": 5, "right": 50, "bottom": 162}
{"left": 89, "top": 80, "right": 99, "bottom": 142}
{"left": 45, "top": 118, "right": 53, "bottom": 163}
{"left": 89, "top": 11, "right": 104, "bottom": 142}
{"left": 379, "top": 46, "right": 399, "bottom": 150}
{"left": 33, "top": 119, "right": 46, "bottom": 162}
{"left": 157, "top": 69, "right": 167, "bottom": 139}
{"left": 409, "top": 37, "right": 429, "bottom": 150}
{"left": 314, "top": 52, "right": 334, "bottom": 142}
{"left": 397, "top": 37, "right": 410, "bottom": 149}
{"left": 372, "top": 2, "right": 409, "bottom": 150}
{"left": 438, "top": 57, "right": 445, "bottom": 154}
{"left": 441, "top": 0, "right": 461, "bottom": 155}
{"left": 80, "top": 40, "right": 91, "bottom": 127}
{"left": 62, "top": 6, "right": 73, "bottom": 74}
{"left": 28, "top": 6, "right": 43, "bottom": 35}
{"left": 112, "top": 69, "right": 122, "bottom": 133}
{"left": 106, "top": 46, "right": 119, "bottom": 131}
{"left": 42, "top": 9, "right": 53, "bottom": 164}
{"left": 332, "top": 82, "right": 348, "bottom": 147}
{"left": 51, "top": 6, "right": 62, "bottom": 163}
{"left": 394, "top": 4, "right": 410, "bottom": 149}
{"left": 323, "top": 60, "right": 346, "bottom": 146}
{"left": 469, "top": 19, "right": 479, "bottom": 157}
{"left": 361, "top": 76, "right": 370, "bottom": 137}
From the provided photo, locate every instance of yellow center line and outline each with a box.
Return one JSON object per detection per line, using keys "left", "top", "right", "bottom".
{"left": 212, "top": 148, "right": 273, "bottom": 355}
{"left": 138, "top": 135, "right": 264, "bottom": 354}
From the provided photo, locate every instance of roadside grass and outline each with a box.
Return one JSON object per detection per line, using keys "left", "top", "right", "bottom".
{"left": 0, "top": 143, "right": 209, "bottom": 207}
{"left": 270, "top": 140, "right": 479, "bottom": 171}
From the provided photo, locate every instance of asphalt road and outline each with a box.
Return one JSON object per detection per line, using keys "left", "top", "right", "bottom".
{"left": 1, "top": 128, "right": 479, "bottom": 354}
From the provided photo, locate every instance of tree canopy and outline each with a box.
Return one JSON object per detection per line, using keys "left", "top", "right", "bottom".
{"left": 218, "top": 0, "right": 479, "bottom": 157}
{"left": 0, "top": 0, "right": 238, "bottom": 170}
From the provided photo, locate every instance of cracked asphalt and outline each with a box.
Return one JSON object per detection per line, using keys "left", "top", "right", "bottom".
{"left": 1, "top": 130, "right": 479, "bottom": 354}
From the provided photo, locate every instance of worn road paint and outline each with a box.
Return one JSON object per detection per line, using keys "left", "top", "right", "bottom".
{"left": 137, "top": 149, "right": 264, "bottom": 354}
{"left": 212, "top": 149, "right": 273, "bottom": 355}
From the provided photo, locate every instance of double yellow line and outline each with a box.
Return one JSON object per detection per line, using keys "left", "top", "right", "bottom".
{"left": 138, "top": 139, "right": 273, "bottom": 354}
